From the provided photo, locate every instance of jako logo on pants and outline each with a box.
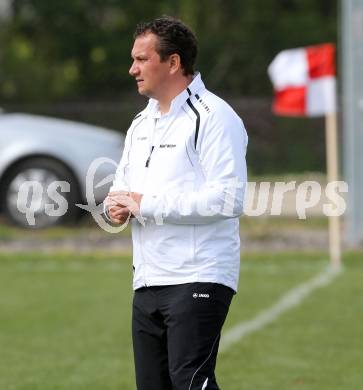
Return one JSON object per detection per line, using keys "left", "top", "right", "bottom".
{"left": 192, "top": 293, "right": 210, "bottom": 298}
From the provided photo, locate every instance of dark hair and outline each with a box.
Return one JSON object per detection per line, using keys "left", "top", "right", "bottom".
{"left": 134, "top": 16, "right": 198, "bottom": 76}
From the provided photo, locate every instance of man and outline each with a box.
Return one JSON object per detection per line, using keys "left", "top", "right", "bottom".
{"left": 104, "top": 16, "right": 248, "bottom": 390}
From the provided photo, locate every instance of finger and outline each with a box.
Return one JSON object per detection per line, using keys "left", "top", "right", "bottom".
{"left": 109, "top": 195, "right": 131, "bottom": 207}
{"left": 105, "top": 198, "right": 118, "bottom": 207}
{"left": 110, "top": 214, "right": 130, "bottom": 225}
{"left": 109, "top": 203, "right": 128, "bottom": 210}
{"left": 112, "top": 209, "right": 130, "bottom": 218}
{"left": 108, "top": 191, "right": 129, "bottom": 197}
{"left": 109, "top": 210, "right": 129, "bottom": 220}
{"left": 109, "top": 205, "right": 126, "bottom": 213}
{"left": 117, "top": 194, "right": 139, "bottom": 206}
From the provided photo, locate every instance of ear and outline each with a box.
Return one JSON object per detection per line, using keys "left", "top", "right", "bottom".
{"left": 169, "top": 53, "right": 181, "bottom": 75}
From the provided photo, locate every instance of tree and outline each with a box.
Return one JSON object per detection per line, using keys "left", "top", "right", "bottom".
{"left": 0, "top": 0, "right": 337, "bottom": 101}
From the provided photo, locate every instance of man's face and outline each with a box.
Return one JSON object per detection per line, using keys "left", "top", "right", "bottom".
{"left": 129, "top": 33, "right": 170, "bottom": 99}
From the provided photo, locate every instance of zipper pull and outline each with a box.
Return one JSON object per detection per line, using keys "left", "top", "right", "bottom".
{"left": 145, "top": 146, "right": 155, "bottom": 167}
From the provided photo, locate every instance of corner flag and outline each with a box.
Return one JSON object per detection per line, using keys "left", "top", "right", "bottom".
{"left": 268, "top": 43, "right": 336, "bottom": 117}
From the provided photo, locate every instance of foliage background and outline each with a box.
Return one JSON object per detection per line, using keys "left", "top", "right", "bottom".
{"left": 0, "top": 0, "right": 338, "bottom": 174}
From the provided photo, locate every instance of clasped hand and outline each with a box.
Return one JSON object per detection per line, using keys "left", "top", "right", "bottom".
{"left": 105, "top": 191, "right": 143, "bottom": 224}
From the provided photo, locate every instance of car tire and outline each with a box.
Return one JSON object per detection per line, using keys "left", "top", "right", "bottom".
{"left": 0, "top": 157, "right": 81, "bottom": 228}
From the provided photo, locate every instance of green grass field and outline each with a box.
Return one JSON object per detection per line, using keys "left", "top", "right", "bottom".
{"left": 0, "top": 216, "right": 328, "bottom": 241}
{"left": 0, "top": 252, "right": 362, "bottom": 390}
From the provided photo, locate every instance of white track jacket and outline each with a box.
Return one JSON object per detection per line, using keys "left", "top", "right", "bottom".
{"left": 109, "top": 74, "right": 248, "bottom": 291}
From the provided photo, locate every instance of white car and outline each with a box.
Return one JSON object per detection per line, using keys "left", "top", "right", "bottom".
{"left": 0, "top": 113, "right": 124, "bottom": 228}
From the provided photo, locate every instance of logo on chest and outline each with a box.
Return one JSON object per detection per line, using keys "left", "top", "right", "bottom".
{"left": 159, "top": 144, "right": 177, "bottom": 148}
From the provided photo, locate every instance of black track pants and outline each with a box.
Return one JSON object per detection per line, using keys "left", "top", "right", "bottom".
{"left": 132, "top": 282, "right": 234, "bottom": 390}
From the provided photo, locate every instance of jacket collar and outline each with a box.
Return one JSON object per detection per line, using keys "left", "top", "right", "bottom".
{"left": 146, "top": 72, "right": 205, "bottom": 119}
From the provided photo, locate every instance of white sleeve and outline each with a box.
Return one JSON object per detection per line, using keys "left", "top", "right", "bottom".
{"left": 109, "top": 128, "right": 133, "bottom": 192}
{"left": 102, "top": 124, "right": 133, "bottom": 218}
{"left": 140, "top": 107, "right": 248, "bottom": 224}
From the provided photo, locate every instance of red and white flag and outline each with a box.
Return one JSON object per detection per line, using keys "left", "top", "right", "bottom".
{"left": 268, "top": 43, "right": 336, "bottom": 117}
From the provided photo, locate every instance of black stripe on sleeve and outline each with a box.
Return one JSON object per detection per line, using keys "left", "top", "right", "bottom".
{"left": 186, "top": 98, "right": 200, "bottom": 150}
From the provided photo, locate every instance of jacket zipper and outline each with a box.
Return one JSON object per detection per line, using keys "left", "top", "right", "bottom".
{"left": 145, "top": 146, "right": 155, "bottom": 167}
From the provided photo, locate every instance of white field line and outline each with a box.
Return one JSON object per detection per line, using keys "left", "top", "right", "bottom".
{"left": 219, "top": 264, "right": 342, "bottom": 353}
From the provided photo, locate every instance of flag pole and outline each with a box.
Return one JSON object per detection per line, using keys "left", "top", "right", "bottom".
{"left": 325, "top": 111, "right": 341, "bottom": 268}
